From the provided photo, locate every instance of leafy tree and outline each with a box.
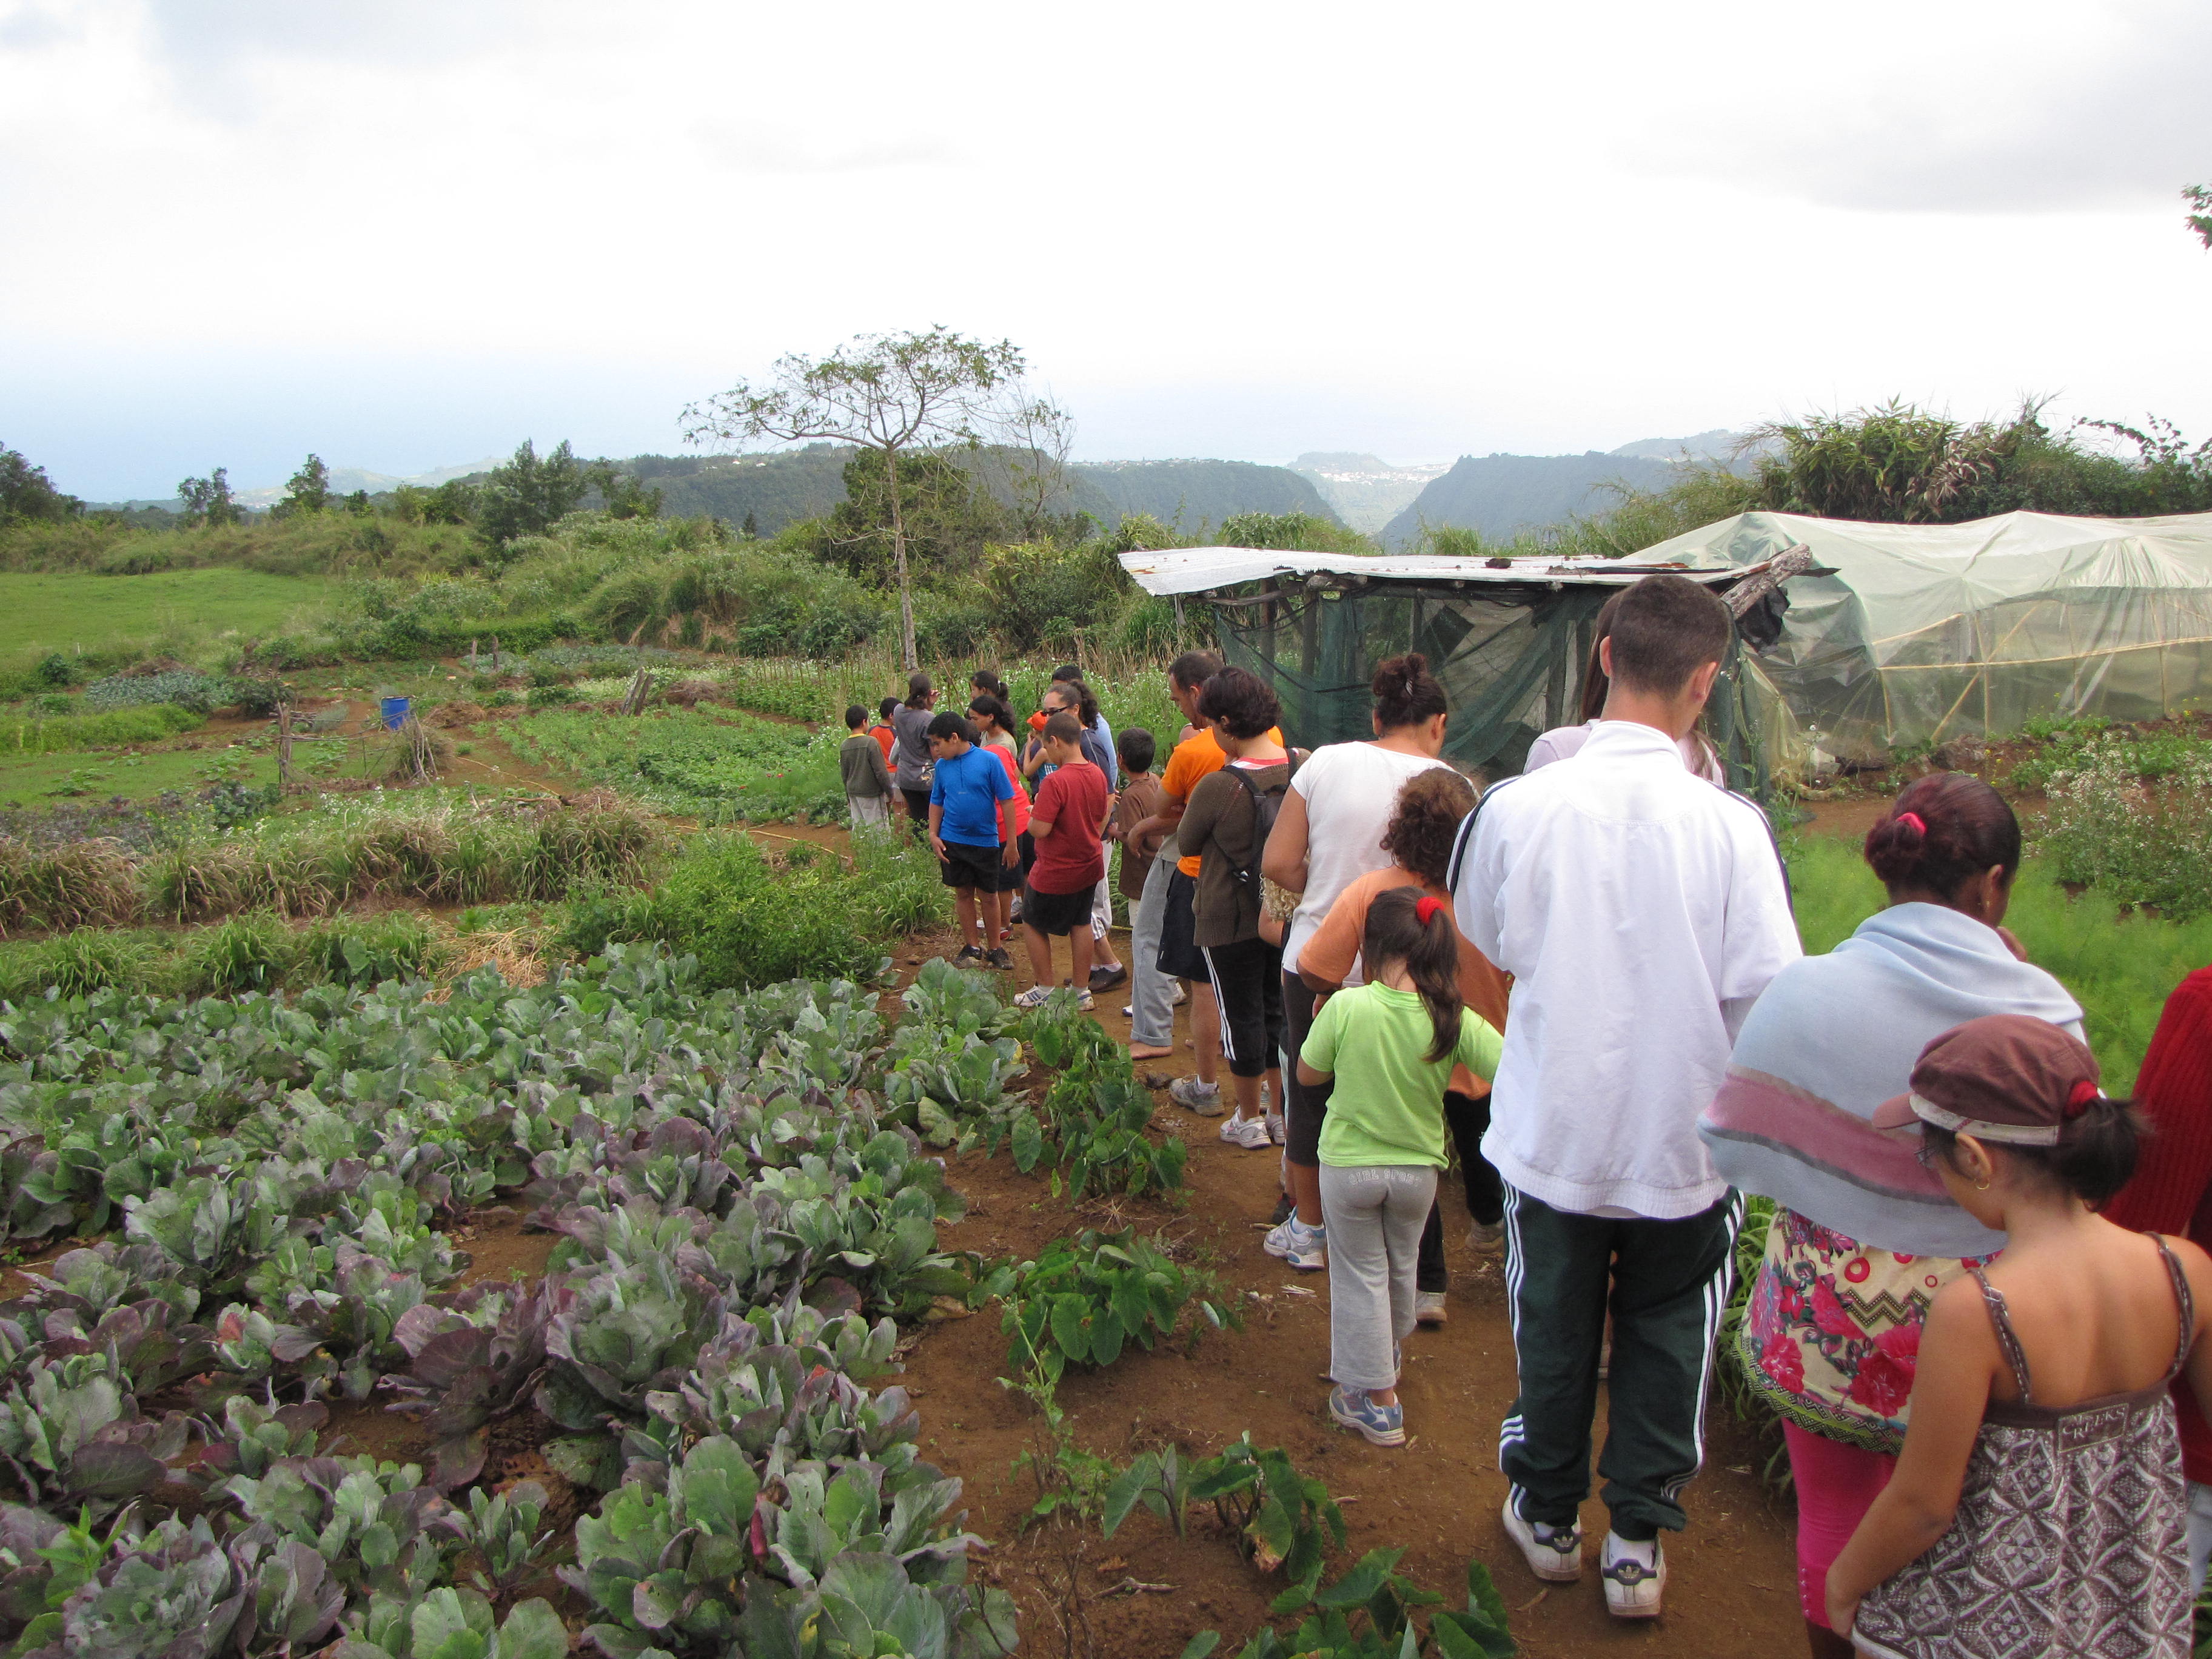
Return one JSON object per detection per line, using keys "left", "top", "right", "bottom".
{"left": 176, "top": 468, "right": 239, "bottom": 526}
{"left": 683, "top": 327, "right": 1068, "bottom": 668}
{"left": 2187, "top": 184, "right": 2212, "bottom": 252}
{"left": 741, "top": 510, "right": 759, "bottom": 538}
{"left": 344, "top": 489, "right": 370, "bottom": 515}
{"left": 281, "top": 454, "right": 332, "bottom": 516}
{"left": 585, "top": 460, "right": 663, "bottom": 521}
{"left": 0, "top": 444, "right": 82, "bottom": 523}
{"left": 423, "top": 479, "right": 478, "bottom": 525}
{"left": 475, "top": 439, "right": 589, "bottom": 543}
{"left": 822, "top": 446, "right": 1006, "bottom": 583}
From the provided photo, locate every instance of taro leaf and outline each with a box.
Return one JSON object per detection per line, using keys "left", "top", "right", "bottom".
{"left": 1313, "top": 1548, "right": 1403, "bottom": 1610}
{"left": 1047, "top": 1295, "right": 1090, "bottom": 1365}
{"left": 1088, "top": 1307, "right": 1125, "bottom": 1368}
{"left": 1101, "top": 1454, "right": 1155, "bottom": 1539}
{"left": 1247, "top": 1495, "right": 1296, "bottom": 1574}
{"left": 1179, "top": 1638, "right": 1222, "bottom": 1659}
{"left": 1008, "top": 1111, "right": 1044, "bottom": 1175}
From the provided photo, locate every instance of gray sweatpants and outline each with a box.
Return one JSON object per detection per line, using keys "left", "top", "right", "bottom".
{"left": 1128, "top": 834, "right": 1178, "bottom": 1047}
{"left": 1320, "top": 1162, "right": 1437, "bottom": 1391}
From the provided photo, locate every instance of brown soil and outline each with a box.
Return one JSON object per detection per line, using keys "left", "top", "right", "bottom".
{"left": 864, "top": 920, "right": 1804, "bottom": 1657}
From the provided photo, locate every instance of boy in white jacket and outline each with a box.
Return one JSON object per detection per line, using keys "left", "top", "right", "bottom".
{"left": 1450, "top": 574, "right": 1799, "bottom": 1620}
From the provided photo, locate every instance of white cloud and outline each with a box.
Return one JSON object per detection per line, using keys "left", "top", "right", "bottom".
{"left": 4, "top": 0, "right": 2208, "bottom": 497}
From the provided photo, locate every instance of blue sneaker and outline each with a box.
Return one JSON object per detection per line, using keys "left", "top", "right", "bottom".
{"left": 1327, "top": 1384, "right": 1405, "bottom": 1447}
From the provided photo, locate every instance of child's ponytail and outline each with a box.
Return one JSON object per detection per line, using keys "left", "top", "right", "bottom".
{"left": 1362, "top": 886, "right": 1463, "bottom": 1064}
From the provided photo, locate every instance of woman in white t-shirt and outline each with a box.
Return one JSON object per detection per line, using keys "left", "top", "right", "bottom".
{"left": 1526, "top": 589, "right": 1725, "bottom": 783}
{"left": 1259, "top": 654, "right": 1454, "bottom": 1269}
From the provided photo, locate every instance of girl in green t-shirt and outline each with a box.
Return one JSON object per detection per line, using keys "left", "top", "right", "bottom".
{"left": 1297, "top": 886, "right": 1504, "bottom": 1446}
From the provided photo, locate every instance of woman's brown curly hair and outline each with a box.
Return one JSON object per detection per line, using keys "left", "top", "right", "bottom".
{"left": 1379, "top": 767, "right": 1478, "bottom": 885}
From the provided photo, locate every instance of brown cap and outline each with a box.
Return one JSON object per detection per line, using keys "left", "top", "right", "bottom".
{"left": 1869, "top": 1014, "right": 2103, "bottom": 1147}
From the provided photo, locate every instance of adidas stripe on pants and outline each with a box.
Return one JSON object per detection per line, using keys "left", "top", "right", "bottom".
{"left": 1498, "top": 1184, "right": 1742, "bottom": 1542}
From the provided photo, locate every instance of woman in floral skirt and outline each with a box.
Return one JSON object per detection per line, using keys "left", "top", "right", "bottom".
{"left": 1698, "top": 774, "right": 2083, "bottom": 1659}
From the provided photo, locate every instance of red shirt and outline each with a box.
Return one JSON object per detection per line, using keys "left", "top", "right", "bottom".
{"left": 1028, "top": 760, "right": 1107, "bottom": 894}
{"left": 2101, "top": 968, "right": 2212, "bottom": 1483}
{"left": 870, "top": 724, "right": 896, "bottom": 764}
{"left": 986, "top": 741, "right": 1030, "bottom": 837}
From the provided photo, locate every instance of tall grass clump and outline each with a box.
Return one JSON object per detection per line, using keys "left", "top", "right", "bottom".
{"left": 0, "top": 836, "right": 142, "bottom": 935}
{"left": 6, "top": 797, "right": 662, "bottom": 929}
{"left": 1785, "top": 833, "right": 2212, "bottom": 1093}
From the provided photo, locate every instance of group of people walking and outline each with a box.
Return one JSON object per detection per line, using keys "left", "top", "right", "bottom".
{"left": 839, "top": 572, "right": 2212, "bottom": 1655}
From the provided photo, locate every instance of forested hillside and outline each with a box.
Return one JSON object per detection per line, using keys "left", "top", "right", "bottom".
{"left": 573, "top": 449, "right": 1338, "bottom": 538}
{"left": 1380, "top": 449, "right": 1678, "bottom": 547}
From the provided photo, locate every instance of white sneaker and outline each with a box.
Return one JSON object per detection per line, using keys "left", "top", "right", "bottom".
{"left": 1501, "top": 1498, "right": 1583, "bottom": 1583}
{"left": 1168, "top": 1076, "right": 1223, "bottom": 1116}
{"left": 1263, "top": 1216, "right": 1299, "bottom": 1256}
{"left": 1011, "top": 985, "right": 1054, "bottom": 1010}
{"left": 1282, "top": 1221, "right": 1326, "bottom": 1272}
{"left": 1466, "top": 1219, "right": 1504, "bottom": 1255}
{"left": 1601, "top": 1533, "right": 1665, "bottom": 1619}
{"left": 1219, "top": 1114, "right": 1271, "bottom": 1150}
{"left": 1264, "top": 1112, "right": 1285, "bottom": 1144}
{"left": 1415, "top": 1291, "right": 1447, "bottom": 1326}
{"left": 1076, "top": 990, "right": 1094, "bottom": 1011}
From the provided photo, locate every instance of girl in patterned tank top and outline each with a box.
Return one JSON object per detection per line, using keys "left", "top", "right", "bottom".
{"left": 1828, "top": 1016, "right": 2212, "bottom": 1659}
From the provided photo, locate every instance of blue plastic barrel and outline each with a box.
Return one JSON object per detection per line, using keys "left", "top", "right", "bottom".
{"left": 380, "top": 696, "right": 411, "bottom": 729}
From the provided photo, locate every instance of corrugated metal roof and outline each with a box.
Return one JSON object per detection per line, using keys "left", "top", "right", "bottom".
{"left": 1116, "top": 546, "right": 1734, "bottom": 597}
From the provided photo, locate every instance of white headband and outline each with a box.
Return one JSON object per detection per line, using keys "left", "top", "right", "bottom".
{"left": 1910, "top": 1092, "right": 2062, "bottom": 1148}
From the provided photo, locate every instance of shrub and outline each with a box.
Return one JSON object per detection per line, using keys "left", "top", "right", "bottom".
{"left": 620, "top": 834, "right": 882, "bottom": 990}
{"left": 2034, "top": 734, "right": 2212, "bottom": 920}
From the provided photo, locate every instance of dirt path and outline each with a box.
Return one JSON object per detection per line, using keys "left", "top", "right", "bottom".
{"left": 868, "top": 917, "right": 1805, "bottom": 1658}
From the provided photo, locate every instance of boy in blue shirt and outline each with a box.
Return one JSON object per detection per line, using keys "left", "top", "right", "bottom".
{"left": 927, "top": 711, "right": 1018, "bottom": 964}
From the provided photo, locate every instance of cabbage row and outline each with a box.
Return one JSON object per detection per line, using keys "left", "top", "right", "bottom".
{"left": 0, "top": 945, "right": 1020, "bottom": 1658}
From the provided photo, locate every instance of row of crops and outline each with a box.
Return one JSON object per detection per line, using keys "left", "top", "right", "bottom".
{"left": 0, "top": 945, "right": 1032, "bottom": 1658}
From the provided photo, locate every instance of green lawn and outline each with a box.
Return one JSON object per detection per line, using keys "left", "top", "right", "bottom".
{"left": 0, "top": 568, "right": 334, "bottom": 663}
{"left": 0, "top": 740, "right": 278, "bottom": 808}
{"left": 1786, "top": 833, "right": 2212, "bottom": 1094}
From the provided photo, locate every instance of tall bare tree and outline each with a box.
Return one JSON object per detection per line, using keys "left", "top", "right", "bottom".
{"left": 682, "top": 327, "right": 1067, "bottom": 668}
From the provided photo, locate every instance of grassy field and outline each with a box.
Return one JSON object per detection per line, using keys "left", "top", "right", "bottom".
{"left": 0, "top": 567, "right": 334, "bottom": 663}
{"left": 1786, "top": 833, "right": 2212, "bottom": 1094}
{"left": 0, "top": 739, "right": 277, "bottom": 807}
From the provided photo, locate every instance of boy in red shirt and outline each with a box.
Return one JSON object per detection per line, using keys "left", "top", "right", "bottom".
{"left": 1014, "top": 711, "right": 1110, "bottom": 1011}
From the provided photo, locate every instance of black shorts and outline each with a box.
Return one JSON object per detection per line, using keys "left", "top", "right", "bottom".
{"left": 1155, "top": 868, "right": 1208, "bottom": 981}
{"left": 986, "top": 853, "right": 1025, "bottom": 894}
{"left": 1282, "top": 968, "right": 1330, "bottom": 1166}
{"left": 937, "top": 840, "right": 1001, "bottom": 889}
{"left": 1201, "top": 935, "right": 1284, "bottom": 1079}
{"left": 1022, "top": 882, "right": 1092, "bottom": 936}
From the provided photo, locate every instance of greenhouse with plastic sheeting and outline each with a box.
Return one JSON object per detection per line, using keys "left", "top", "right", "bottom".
{"left": 1119, "top": 507, "right": 2212, "bottom": 790}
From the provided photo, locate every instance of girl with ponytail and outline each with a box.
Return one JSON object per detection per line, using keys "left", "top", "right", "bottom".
{"left": 1296, "top": 885, "right": 1504, "bottom": 1449}
{"left": 1830, "top": 1015, "right": 2212, "bottom": 1655}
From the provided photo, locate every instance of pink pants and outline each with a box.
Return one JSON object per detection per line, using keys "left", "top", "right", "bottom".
{"left": 1784, "top": 1421, "right": 1897, "bottom": 1628}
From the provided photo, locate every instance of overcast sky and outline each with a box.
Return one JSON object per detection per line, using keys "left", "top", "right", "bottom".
{"left": 4, "top": 0, "right": 2208, "bottom": 499}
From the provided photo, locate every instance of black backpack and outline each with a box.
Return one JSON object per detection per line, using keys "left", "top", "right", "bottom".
{"left": 1221, "top": 753, "right": 1298, "bottom": 896}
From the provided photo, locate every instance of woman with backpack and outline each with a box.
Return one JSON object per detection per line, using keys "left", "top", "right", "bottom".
{"left": 1179, "top": 666, "right": 1293, "bottom": 1151}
